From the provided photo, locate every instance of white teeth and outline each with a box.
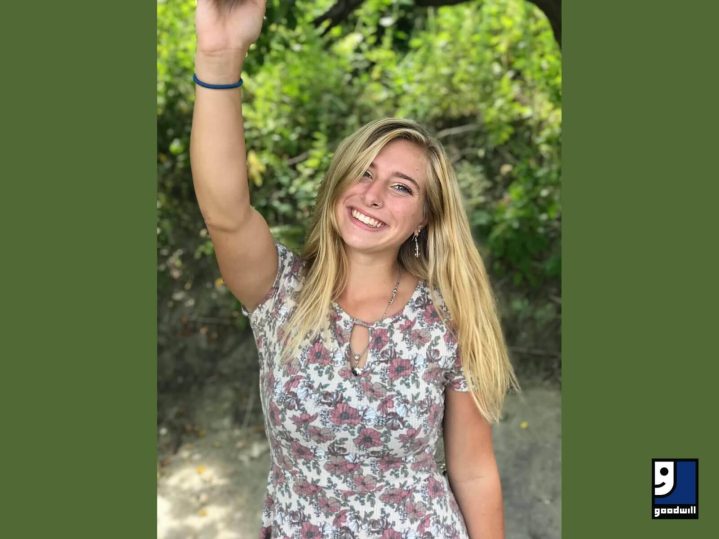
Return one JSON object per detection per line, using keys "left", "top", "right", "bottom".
{"left": 351, "top": 209, "right": 383, "bottom": 228}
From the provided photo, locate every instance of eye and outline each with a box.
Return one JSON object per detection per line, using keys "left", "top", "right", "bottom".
{"left": 391, "top": 183, "right": 413, "bottom": 195}
{"left": 360, "top": 170, "right": 373, "bottom": 181}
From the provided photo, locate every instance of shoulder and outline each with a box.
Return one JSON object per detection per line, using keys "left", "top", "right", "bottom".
{"left": 412, "top": 282, "right": 453, "bottom": 332}
{"left": 243, "top": 242, "right": 305, "bottom": 320}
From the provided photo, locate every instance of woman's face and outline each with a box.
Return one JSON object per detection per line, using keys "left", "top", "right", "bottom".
{"left": 334, "top": 139, "right": 428, "bottom": 258}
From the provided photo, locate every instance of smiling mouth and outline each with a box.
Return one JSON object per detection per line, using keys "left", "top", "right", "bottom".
{"left": 350, "top": 208, "right": 386, "bottom": 229}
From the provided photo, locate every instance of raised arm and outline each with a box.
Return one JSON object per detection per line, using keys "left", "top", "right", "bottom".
{"left": 191, "top": 0, "right": 277, "bottom": 311}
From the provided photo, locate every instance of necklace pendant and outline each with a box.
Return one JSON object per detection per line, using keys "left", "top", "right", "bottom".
{"left": 352, "top": 367, "right": 363, "bottom": 376}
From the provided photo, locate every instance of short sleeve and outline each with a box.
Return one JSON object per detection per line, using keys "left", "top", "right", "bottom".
{"left": 445, "top": 351, "right": 470, "bottom": 392}
{"left": 240, "top": 242, "right": 300, "bottom": 327}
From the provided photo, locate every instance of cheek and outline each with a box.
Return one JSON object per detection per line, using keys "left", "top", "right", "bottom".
{"left": 404, "top": 200, "right": 426, "bottom": 223}
{"left": 333, "top": 204, "right": 345, "bottom": 229}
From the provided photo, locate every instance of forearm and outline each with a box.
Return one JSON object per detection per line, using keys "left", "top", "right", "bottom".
{"left": 190, "top": 50, "right": 253, "bottom": 230}
{"left": 449, "top": 470, "right": 505, "bottom": 539}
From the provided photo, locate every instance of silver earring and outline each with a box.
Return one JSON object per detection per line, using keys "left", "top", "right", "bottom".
{"left": 413, "top": 232, "right": 420, "bottom": 258}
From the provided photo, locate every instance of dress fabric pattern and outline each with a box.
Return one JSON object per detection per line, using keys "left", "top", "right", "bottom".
{"left": 245, "top": 243, "right": 470, "bottom": 539}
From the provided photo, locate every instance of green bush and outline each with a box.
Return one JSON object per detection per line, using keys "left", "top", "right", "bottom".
{"left": 157, "top": 0, "right": 562, "bottom": 395}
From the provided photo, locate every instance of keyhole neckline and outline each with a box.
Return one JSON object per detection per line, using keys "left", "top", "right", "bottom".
{"left": 331, "top": 278, "right": 424, "bottom": 327}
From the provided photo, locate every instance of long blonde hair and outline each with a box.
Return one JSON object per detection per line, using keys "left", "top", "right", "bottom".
{"left": 284, "top": 118, "right": 518, "bottom": 422}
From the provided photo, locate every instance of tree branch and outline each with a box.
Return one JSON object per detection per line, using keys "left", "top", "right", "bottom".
{"left": 313, "top": 0, "right": 561, "bottom": 47}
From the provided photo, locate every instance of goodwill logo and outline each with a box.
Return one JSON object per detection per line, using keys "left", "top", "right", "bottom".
{"left": 652, "top": 458, "right": 698, "bottom": 519}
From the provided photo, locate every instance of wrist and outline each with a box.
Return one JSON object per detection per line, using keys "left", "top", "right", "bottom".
{"left": 194, "top": 50, "right": 247, "bottom": 84}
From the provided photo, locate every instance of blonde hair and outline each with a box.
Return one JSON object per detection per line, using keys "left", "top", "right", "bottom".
{"left": 284, "top": 118, "right": 518, "bottom": 422}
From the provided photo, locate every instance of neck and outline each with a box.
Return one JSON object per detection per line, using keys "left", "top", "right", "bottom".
{"left": 340, "top": 249, "right": 401, "bottom": 303}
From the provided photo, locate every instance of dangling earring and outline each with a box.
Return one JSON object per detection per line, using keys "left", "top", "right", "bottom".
{"left": 413, "top": 231, "right": 420, "bottom": 258}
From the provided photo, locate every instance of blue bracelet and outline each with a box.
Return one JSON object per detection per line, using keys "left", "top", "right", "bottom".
{"left": 193, "top": 73, "right": 244, "bottom": 90}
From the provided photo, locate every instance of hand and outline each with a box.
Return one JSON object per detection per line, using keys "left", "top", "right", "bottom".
{"left": 196, "top": 0, "right": 267, "bottom": 55}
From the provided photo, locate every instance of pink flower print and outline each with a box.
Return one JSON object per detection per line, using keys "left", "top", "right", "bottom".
{"left": 410, "top": 328, "right": 431, "bottom": 347}
{"left": 399, "top": 317, "right": 415, "bottom": 332}
{"left": 293, "top": 479, "right": 321, "bottom": 497}
{"left": 291, "top": 412, "right": 318, "bottom": 429}
{"left": 425, "top": 347, "right": 441, "bottom": 362}
{"left": 285, "top": 357, "right": 301, "bottom": 375}
{"left": 443, "top": 328, "right": 457, "bottom": 346}
{"left": 378, "top": 396, "right": 395, "bottom": 414}
{"left": 277, "top": 450, "right": 294, "bottom": 470}
{"left": 427, "top": 402, "right": 442, "bottom": 427}
{"left": 360, "top": 379, "right": 387, "bottom": 399}
{"left": 333, "top": 509, "right": 349, "bottom": 528}
{"left": 307, "top": 341, "right": 332, "bottom": 365}
{"left": 264, "top": 494, "right": 276, "bottom": 511}
{"left": 388, "top": 357, "right": 413, "bottom": 380}
{"left": 410, "top": 451, "right": 435, "bottom": 472}
{"left": 270, "top": 464, "right": 286, "bottom": 485}
{"left": 427, "top": 476, "right": 446, "bottom": 498}
{"left": 330, "top": 402, "right": 362, "bottom": 426}
{"left": 299, "top": 522, "right": 322, "bottom": 539}
{"left": 352, "top": 474, "right": 378, "bottom": 493}
{"left": 422, "top": 304, "right": 441, "bottom": 325}
{"left": 353, "top": 427, "right": 382, "bottom": 450}
{"left": 290, "top": 441, "right": 314, "bottom": 461}
{"left": 380, "top": 530, "right": 403, "bottom": 539}
{"left": 291, "top": 257, "right": 304, "bottom": 273}
{"left": 418, "top": 514, "right": 432, "bottom": 534}
{"left": 379, "top": 487, "right": 411, "bottom": 505}
{"left": 269, "top": 401, "right": 282, "bottom": 426}
{"left": 422, "top": 364, "right": 444, "bottom": 384}
{"left": 377, "top": 454, "right": 404, "bottom": 473}
{"left": 398, "top": 428, "right": 424, "bottom": 451}
{"left": 318, "top": 495, "right": 342, "bottom": 515}
{"left": 384, "top": 413, "right": 403, "bottom": 430}
{"left": 319, "top": 391, "right": 342, "bottom": 408}
{"left": 369, "top": 328, "right": 390, "bottom": 350}
{"left": 274, "top": 328, "right": 284, "bottom": 345}
{"left": 337, "top": 365, "right": 355, "bottom": 378}
{"left": 308, "top": 425, "right": 334, "bottom": 444}
{"left": 283, "top": 375, "right": 303, "bottom": 393}
{"left": 404, "top": 500, "right": 426, "bottom": 521}
{"left": 324, "top": 455, "right": 359, "bottom": 475}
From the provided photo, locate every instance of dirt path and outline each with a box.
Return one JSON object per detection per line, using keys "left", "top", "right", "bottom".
{"left": 157, "top": 384, "right": 560, "bottom": 539}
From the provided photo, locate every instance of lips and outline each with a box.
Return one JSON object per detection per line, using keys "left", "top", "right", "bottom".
{"left": 350, "top": 208, "right": 387, "bottom": 229}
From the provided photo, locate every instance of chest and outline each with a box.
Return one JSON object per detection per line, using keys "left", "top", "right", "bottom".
{"left": 259, "top": 313, "right": 456, "bottom": 457}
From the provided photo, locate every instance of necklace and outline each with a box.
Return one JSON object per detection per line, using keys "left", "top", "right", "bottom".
{"left": 346, "top": 269, "right": 401, "bottom": 376}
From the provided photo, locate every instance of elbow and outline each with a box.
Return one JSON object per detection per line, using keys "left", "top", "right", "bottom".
{"left": 447, "top": 461, "right": 499, "bottom": 487}
{"left": 201, "top": 205, "right": 253, "bottom": 233}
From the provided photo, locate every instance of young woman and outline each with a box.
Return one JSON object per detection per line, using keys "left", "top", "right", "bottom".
{"left": 191, "top": 1, "right": 518, "bottom": 537}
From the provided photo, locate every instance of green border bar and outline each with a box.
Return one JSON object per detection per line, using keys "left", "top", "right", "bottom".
{"left": 564, "top": 1, "right": 719, "bottom": 536}
{"left": 1, "top": 3, "right": 156, "bottom": 538}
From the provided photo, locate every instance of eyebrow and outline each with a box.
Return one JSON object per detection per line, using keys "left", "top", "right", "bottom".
{"left": 368, "top": 164, "right": 421, "bottom": 190}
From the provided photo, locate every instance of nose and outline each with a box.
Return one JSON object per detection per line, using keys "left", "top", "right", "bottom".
{"left": 361, "top": 177, "right": 384, "bottom": 208}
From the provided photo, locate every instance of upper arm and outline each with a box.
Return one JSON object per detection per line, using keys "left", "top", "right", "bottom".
{"left": 443, "top": 389, "right": 498, "bottom": 481}
{"left": 206, "top": 207, "right": 278, "bottom": 311}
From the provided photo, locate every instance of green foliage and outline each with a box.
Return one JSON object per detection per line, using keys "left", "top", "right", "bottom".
{"left": 157, "top": 0, "right": 562, "bottom": 385}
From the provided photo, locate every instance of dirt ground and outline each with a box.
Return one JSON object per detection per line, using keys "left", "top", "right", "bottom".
{"left": 157, "top": 381, "right": 560, "bottom": 539}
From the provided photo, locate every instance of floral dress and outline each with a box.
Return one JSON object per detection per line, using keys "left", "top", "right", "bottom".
{"left": 244, "top": 243, "right": 470, "bottom": 539}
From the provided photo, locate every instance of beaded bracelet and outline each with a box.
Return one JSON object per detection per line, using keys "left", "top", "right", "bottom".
{"left": 193, "top": 73, "right": 244, "bottom": 90}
